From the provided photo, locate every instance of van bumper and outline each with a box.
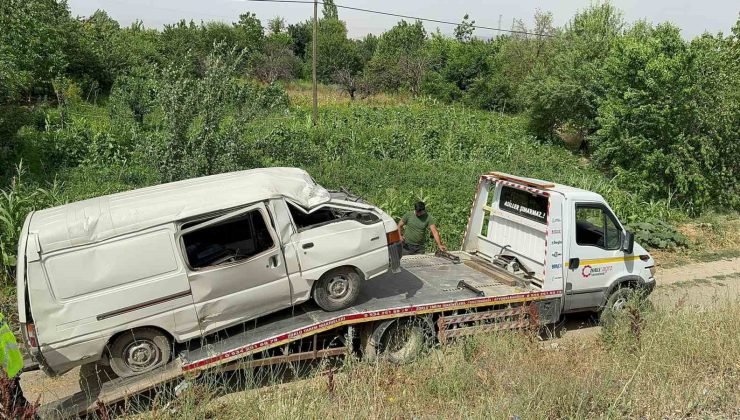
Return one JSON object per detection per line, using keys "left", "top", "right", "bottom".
{"left": 389, "top": 242, "right": 402, "bottom": 273}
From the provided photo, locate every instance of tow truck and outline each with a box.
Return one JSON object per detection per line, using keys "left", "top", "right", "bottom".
{"left": 36, "top": 172, "right": 656, "bottom": 418}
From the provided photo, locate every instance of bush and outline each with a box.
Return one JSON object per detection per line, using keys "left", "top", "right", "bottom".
{"left": 626, "top": 219, "right": 688, "bottom": 250}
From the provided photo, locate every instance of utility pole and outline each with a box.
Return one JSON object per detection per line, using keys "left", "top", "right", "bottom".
{"left": 312, "top": 0, "right": 318, "bottom": 127}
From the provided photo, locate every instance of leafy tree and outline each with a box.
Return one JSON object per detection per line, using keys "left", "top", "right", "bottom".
{"left": 308, "top": 17, "right": 360, "bottom": 83}
{"left": 522, "top": 4, "right": 621, "bottom": 141}
{"left": 251, "top": 30, "right": 300, "bottom": 83}
{"left": 366, "top": 20, "right": 427, "bottom": 92}
{"left": 454, "top": 14, "right": 476, "bottom": 42}
{"left": 593, "top": 21, "right": 739, "bottom": 211}
{"left": 287, "top": 21, "right": 311, "bottom": 60}
{"left": 322, "top": 0, "right": 338, "bottom": 20}
{"left": 0, "top": 0, "right": 77, "bottom": 101}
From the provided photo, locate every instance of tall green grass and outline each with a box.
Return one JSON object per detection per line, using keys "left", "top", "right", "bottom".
{"left": 145, "top": 302, "right": 740, "bottom": 419}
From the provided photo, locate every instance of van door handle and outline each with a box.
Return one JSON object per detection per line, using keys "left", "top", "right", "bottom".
{"left": 370, "top": 236, "right": 380, "bottom": 241}
{"left": 302, "top": 242, "right": 314, "bottom": 249}
{"left": 267, "top": 255, "right": 280, "bottom": 268}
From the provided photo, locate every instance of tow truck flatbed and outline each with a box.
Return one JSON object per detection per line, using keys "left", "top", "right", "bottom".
{"left": 40, "top": 253, "right": 562, "bottom": 418}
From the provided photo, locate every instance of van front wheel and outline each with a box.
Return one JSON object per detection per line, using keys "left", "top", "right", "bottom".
{"left": 108, "top": 328, "right": 171, "bottom": 378}
{"left": 313, "top": 267, "right": 361, "bottom": 311}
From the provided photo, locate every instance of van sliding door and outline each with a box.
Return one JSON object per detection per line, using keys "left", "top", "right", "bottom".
{"left": 179, "top": 203, "right": 291, "bottom": 334}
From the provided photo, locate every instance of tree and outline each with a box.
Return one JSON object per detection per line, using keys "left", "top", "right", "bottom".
{"left": 522, "top": 4, "right": 621, "bottom": 141}
{"left": 287, "top": 21, "right": 311, "bottom": 60}
{"left": 592, "top": 20, "right": 740, "bottom": 211}
{"left": 251, "top": 32, "right": 300, "bottom": 83}
{"left": 307, "top": 18, "right": 360, "bottom": 83}
{"left": 322, "top": 0, "right": 338, "bottom": 20}
{"left": 454, "top": 14, "right": 475, "bottom": 42}
{"left": 366, "top": 20, "right": 427, "bottom": 92}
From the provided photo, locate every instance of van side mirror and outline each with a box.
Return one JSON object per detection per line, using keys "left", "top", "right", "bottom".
{"left": 622, "top": 231, "right": 635, "bottom": 254}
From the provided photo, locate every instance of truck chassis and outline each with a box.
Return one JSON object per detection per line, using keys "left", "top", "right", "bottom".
{"left": 40, "top": 253, "right": 563, "bottom": 418}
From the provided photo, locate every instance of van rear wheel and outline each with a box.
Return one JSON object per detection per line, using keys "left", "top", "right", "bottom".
{"left": 313, "top": 267, "right": 361, "bottom": 311}
{"left": 108, "top": 328, "right": 171, "bottom": 378}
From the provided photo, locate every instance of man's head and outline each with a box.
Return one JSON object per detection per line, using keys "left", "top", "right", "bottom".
{"left": 414, "top": 201, "right": 426, "bottom": 217}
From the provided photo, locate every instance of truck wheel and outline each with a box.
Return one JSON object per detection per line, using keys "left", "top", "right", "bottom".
{"left": 363, "top": 318, "right": 431, "bottom": 365}
{"left": 600, "top": 287, "right": 633, "bottom": 325}
{"left": 108, "top": 328, "right": 171, "bottom": 378}
{"left": 313, "top": 267, "right": 361, "bottom": 311}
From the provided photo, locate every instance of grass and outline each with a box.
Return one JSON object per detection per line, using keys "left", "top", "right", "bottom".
{"left": 126, "top": 301, "right": 740, "bottom": 419}
{"left": 652, "top": 214, "right": 740, "bottom": 268}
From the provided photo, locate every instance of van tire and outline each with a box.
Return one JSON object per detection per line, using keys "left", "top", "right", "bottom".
{"left": 108, "top": 328, "right": 171, "bottom": 378}
{"left": 313, "top": 267, "right": 361, "bottom": 311}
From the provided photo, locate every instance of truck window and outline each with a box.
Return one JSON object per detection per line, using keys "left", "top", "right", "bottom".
{"left": 287, "top": 202, "right": 380, "bottom": 230}
{"left": 182, "top": 210, "right": 274, "bottom": 269}
{"left": 498, "top": 186, "right": 548, "bottom": 224}
{"left": 575, "top": 205, "right": 621, "bottom": 250}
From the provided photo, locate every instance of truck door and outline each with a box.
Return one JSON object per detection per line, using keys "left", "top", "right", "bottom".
{"left": 564, "top": 203, "right": 625, "bottom": 312}
{"left": 180, "top": 203, "right": 291, "bottom": 335}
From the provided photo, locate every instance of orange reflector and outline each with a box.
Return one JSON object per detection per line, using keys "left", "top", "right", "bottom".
{"left": 386, "top": 229, "right": 401, "bottom": 245}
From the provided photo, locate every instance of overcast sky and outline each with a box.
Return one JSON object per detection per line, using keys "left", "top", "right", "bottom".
{"left": 67, "top": 0, "right": 739, "bottom": 39}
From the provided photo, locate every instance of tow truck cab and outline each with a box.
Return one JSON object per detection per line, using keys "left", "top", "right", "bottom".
{"left": 462, "top": 172, "right": 656, "bottom": 314}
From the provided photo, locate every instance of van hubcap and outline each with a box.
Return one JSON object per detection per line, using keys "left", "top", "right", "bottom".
{"left": 124, "top": 340, "right": 160, "bottom": 371}
{"left": 327, "top": 276, "right": 350, "bottom": 299}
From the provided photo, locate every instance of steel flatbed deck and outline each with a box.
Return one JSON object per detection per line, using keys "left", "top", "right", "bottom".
{"left": 40, "top": 253, "right": 562, "bottom": 418}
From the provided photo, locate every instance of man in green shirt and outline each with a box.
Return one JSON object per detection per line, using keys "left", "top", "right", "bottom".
{"left": 398, "top": 201, "right": 446, "bottom": 255}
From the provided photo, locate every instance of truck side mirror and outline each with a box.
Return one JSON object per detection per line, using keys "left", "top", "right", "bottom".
{"left": 622, "top": 231, "right": 635, "bottom": 254}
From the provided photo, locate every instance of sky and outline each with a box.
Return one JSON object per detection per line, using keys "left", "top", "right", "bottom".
{"left": 67, "top": 0, "right": 739, "bottom": 39}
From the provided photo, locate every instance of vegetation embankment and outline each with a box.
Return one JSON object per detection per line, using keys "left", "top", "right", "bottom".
{"left": 1, "top": 1, "right": 739, "bottom": 321}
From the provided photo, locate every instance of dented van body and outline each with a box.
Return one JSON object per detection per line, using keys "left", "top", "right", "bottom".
{"left": 17, "top": 168, "right": 401, "bottom": 377}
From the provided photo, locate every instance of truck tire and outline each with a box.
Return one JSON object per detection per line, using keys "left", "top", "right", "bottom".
{"left": 600, "top": 287, "right": 633, "bottom": 325}
{"left": 313, "top": 267, "right": 361, "bottom": 311}
{"left": 108, "top": 328, "right": 171, "bottom": 378}
{"left": 362, "top": 318, "right": 431, "bottom": 365}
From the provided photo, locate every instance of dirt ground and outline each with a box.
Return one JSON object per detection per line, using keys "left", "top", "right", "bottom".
{"left": 20, "top": 257, "right": 740, "bottom": 409}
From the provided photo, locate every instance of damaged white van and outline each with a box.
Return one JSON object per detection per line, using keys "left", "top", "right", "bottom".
{"left": 16, "top": 168, "right": 402, "bottom": 378}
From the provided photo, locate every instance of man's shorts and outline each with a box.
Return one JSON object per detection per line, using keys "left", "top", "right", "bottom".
{"left": 401, "top": 241, "right": 424, "bottom": 256}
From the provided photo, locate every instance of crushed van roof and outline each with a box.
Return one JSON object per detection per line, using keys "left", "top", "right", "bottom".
{"left": 28, "top": 168, "right": 331, "bottom": 253}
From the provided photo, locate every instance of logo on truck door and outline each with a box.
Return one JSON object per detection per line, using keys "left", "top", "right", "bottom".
{"left": 581, "top": 265, "right": 613, "bottom": 278}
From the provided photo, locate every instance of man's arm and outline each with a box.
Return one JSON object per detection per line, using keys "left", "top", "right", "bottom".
{"left": 429, "top": 224, "right": 446, "bottom": 251}
{"left": 397, "top": 218, "right": 406, "bottom": 241}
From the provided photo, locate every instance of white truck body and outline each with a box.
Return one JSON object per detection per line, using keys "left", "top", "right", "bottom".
{"left": 17, "top": 168, "right": 401, "bottom": 376}
{"left": 463, "top": 172, "right": 656, "bottom": 312}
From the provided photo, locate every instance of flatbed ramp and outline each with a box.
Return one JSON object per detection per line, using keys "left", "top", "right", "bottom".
{"left": 40, "top": 254, "right": 561, "bottom": 418}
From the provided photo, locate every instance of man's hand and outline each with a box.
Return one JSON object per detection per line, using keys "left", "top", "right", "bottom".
{"left": 430, "top": 224, "right": 445, "bottom": 252}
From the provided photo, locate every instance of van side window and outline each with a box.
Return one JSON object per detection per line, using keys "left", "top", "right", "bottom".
{"left": 287, "top": 202, "right": 380, "bottom": 230}
{"left": 182, "top": 210, "right": 274, "bottom": 269}
{"left": 575, "top": 205, "right": 621, "bottom": 250}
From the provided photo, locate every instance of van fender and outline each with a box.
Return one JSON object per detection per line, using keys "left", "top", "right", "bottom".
{"left": 600, "top": 275, "right": 645, "bottom": 308}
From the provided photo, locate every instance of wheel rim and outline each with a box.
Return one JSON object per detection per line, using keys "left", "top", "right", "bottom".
{"left": 612, "top": 297, "right": 628, "bottom": 312}
{"left": 123, "top": 339, "right": 161, "bottom": 372}
{"left": 327, "top": 275, "right": 350, "bottom": 299}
